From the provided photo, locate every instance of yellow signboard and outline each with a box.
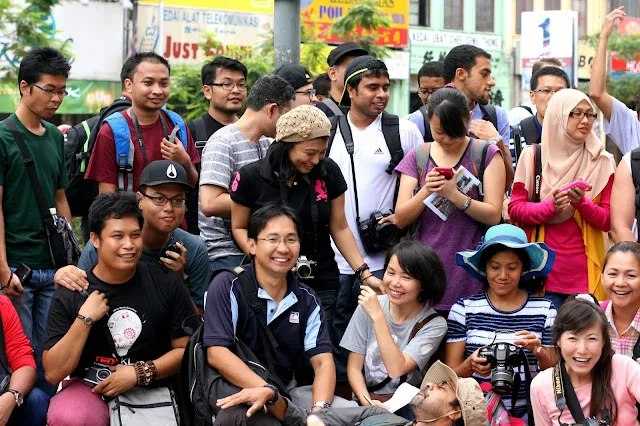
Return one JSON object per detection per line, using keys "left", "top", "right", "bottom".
{"left": 139, "top": 0, "right": 273, "bottom": 14}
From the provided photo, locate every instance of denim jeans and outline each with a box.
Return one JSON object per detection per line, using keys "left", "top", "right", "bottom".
{"left": 8, "top": 387, "right": 50, "bottom": 426}
{"left": 544, "top": 291, "right": 569, "bottom": 311}
{"left": 333, "top": 269, "right": 384, "bottom": 384}
{"left": 209, "top": 254, "right": 247, "bottom": 273}
{"left": 10, "top": 268, "right": 56, "bottom": 395}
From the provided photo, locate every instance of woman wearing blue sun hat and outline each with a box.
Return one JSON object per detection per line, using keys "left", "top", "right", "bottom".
{"left": 444, "top": 223, "right": 558, "bottom": 419}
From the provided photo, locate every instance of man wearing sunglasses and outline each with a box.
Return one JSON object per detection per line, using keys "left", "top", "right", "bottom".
{"left": 54, "top": 161, "right": 211, "bottom": 312}
{"left": 274, "top": 64, "right": 320, "bottom": 108}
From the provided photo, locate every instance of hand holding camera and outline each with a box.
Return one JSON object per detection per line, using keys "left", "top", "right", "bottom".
{"left": 92, "top": 364, "right": 137, "bottom": 397}
{"left": 78, "top": 291, "right": 110, "bottom": 323}
{"left": 468, "top": 348, "right": 492, "bottom": 378}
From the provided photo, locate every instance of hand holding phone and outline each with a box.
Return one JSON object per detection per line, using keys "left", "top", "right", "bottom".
{"left": 559, "top": 180, "right": 591, "bottom": 193}
{"left": 15, "top": 263, "right": 32, "bottom": 285}
{"left": 434, "top": 167, "right": 454, "bottom": 180}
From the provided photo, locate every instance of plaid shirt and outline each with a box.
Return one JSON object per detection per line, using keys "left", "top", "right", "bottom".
{"left": 605, "top": 301, "right": 640, "bottom": 358}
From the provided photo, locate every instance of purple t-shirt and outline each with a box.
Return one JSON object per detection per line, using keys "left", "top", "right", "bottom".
{"left": 395, "top": 142, "right": 500, "bottom": 311}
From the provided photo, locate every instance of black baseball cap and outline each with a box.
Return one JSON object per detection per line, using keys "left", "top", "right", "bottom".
{"left": 139, "top": 160, "right": 192, "bottom": 189}
{"left": 339, "top": 56, "right": 388, "bottom": 107}
{"left": 274, "top": 64, "right": 313, "bottom": 90}
{"left": 326, "top": 42, "right": 368, "bottom": 67}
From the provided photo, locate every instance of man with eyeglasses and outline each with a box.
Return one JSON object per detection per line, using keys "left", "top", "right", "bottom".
{"left": 184, "top": 57, "right": 248, "bottom": 236}
{"left": 407, "top": 61, "right": 445, "bottom": 140}
{"left": 0, "top": 47, "right": 72, "bottom": 395}
{"left": 274, "top": 64, "right": 319, "bottom": 107}
{"left": 54, "top": 161, "right": 211, "bottom": 312}
{"left": 199, "top": 75, "right": 294, "bottom": 271}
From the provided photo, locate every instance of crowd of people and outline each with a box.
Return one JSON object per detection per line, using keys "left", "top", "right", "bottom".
{"left": 1, "top": 5, "right": 640, "bottom": 426}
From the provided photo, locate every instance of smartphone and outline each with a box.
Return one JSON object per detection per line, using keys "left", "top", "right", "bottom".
{"left": 168, "top": 126, "right": 180, "bottom": 144}
{"left": 166, "top": 242, "right": 182, "bottom": 256}
{"left": 559, "top": 180, "right": 591, "bottom": 193}
{"left": 434, "top": 167, "right": 454, "bottom": 180}
{"left": 14, "top": 263, "right": 32, "bottom": 285}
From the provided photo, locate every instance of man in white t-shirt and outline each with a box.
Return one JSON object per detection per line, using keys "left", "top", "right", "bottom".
{"left": 327, "top": 55, "right": 422, "bottom": 390}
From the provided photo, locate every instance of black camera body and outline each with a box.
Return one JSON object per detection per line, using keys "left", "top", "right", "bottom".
{"left": 358, "top": 212, "right": 403, "bottom": 254}
{"left": 83, "top": 364, "right": 112, "bottom": 387}
{"left": 478, "top": 343, "right": 522, "bottom": 394}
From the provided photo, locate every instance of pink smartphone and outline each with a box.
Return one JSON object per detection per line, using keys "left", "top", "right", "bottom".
{"left": 434, "top": 167, "right": 454, "bottom": 180}
{"left": 559, "top": 180, "right": 591, "bottom": 193}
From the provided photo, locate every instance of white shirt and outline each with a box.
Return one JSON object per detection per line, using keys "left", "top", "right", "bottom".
{"left": 329, "top": 113, "right": 422, "bottom": 274}
{"left": 622, "top": 152, "right": 638, "bottom": 239}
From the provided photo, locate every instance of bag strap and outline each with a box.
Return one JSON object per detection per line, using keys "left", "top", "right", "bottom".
{"left": 520, "top": 116, "right": 541, "bottom": 146}
{"left": 321, "top": 98, "right": 344, "bottom": 117}
{"left": 532, "top": 144, "right": 543, "bottom": 242}
{"left": 381, "top": 112, "right": 403, "bottom": 175}
{"left": 2, "top": 118, "right": 52, "bottom": 222}
{"left": 367, "top": 312, "right": 440, "bottom": 393}
{"left": 511, "top": 124, "right": 523, "bottom": 165}
{"left": 631, "top": 148, "right": 640, "bottom": 243}
{"left": 469, "top": 139, "right": 489, "bottom": 200}
{"left": 419, "top": 104, "right": 431, "bottom": 142}
{"left": 193, "top": 117, "right": 207, "bottom": 143}
{"left": 415, "top": 142, "right": 431, "bottom": 186}
{"left": 479, "top": 103, "right": 498, "bottom": 129}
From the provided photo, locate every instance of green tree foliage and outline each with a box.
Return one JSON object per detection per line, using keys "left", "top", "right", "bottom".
{"left": 0, "top": 0, "right": 73, "bottom": 79}
{"left": 330, "top": 0, "right": 392, "bottom": 59}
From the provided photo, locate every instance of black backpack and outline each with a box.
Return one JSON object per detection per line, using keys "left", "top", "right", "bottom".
{"left": 64, "top": 98, "right": 131, "bottom": 217}
{"left": 419, "top": 103, "right": 498, "bottom": 142}
{"left": 180, "top": 267, "right": 293, "bottom": 426}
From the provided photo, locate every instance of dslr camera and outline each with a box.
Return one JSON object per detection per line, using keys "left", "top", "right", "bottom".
{"left": 296, "top": 256, "right": 317, "bottom": 280}
{"left": 358, "top": 212, "right": 403, "bottom": 254}
{"left": 83, "top": 364, "right": 112, "bottom": 387}
{"left": 478, "top": 343, "right": 522, "bottom": 394}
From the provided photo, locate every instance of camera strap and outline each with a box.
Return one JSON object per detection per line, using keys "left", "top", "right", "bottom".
{"left": 554, "top": 362, "right": 586, "bottom": 424}
{"left": 509, "top": 348, "right": 534, "bottom": 421}
{"left": 336, "top": 115, "right": 362, "bottom": 222}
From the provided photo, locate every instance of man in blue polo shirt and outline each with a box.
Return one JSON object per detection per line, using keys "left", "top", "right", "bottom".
{"left": 204, "top": 203, "right": 359, "bottom": 425}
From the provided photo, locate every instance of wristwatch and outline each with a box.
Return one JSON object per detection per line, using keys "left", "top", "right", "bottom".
{"left": 77, "top": 314, "right": 94, "bottom": 325}
{"left": 263, "top": 384, "right": 279, "bottom": 405}
{"left": 6, "top": 389, "right": 22, "bottom": 407}
{"left": 312, "top": 401, "right": 331, "bottom": 409}
{"left": 486, "top": 135, "right": 503, "bottom": 145}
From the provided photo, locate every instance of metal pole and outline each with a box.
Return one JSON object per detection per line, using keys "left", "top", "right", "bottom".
{"left": 157, "top": 0, "right": 164, "bottom": 55}
{"left": 274, "top": 0, "right": 300, "bottom": 68}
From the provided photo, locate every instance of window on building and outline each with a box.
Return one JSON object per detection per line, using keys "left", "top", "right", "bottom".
{"left": 410, "top": 0, "right": 430, "bottom": 27}
{"left": 573, "top": 0, "right": 587, "bottom": 36}
{"left": 544, "top": 0, "right": 561, "bottom": 9}
{"left": 613, "top": 0, "right": 638, "bottom": 18}
{"left": 444, "top": 0, "right": 463, "bottom": 30}
{"left": 516, "top": 0, "right": 534, "bottom": 34}
{"left": 476, "top": 0, "right": 495, "bottom": 32}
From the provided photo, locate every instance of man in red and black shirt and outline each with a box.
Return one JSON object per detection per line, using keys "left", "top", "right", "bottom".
{"left": 85, "top": 52, "right": 200, "bottom": 193}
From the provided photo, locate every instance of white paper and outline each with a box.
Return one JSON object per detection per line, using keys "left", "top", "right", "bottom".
{"left": 381, "top": 382, "right": 420, "bottom": 413}
{"left": 424, "top": 165, "right": 481, "bottom": 221}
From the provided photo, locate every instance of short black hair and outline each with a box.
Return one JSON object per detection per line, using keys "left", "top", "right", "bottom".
{"left": 247, "top": 202, "right": 302, "bottom": 240}
{"left": 532, "top": 57, "right": 562, "bottom": 74}
{"left": 443, "top": 45, "right": 491, "bottom": 84}
{"left": 88, "top": 192, "right": 144, "bottom": 238}
{"left": 427, "top": 88, "right": 469, "bottom": 139}
{"left": 530, "top": 66, "right": 570, "bottom": 90}
{"left": 18, "top": 47, "right": 71, "bottom": 90}
{"left": 246, "top": 74, "right": 295, "bottom": 111}
{"left": 120, "top": 52, "right": 171, "bottom": 85}
{"left": 418, "top": 61, "right": 444, "bottom": 80}
{"left": 347, "top": 68, "right": 390, "bottom": 93}
{"left": 313, "top": 73, "right": 331, "bottom": 97}
{"left": 201, "top": 56, "right": 248, "bottom": 86}
{"left": 384, "top": 241, "right": 447, "bottom": 305}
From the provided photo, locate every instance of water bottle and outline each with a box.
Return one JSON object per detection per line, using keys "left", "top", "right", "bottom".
{"left": 49, "top": 207, "right": 58, "bottom": 226}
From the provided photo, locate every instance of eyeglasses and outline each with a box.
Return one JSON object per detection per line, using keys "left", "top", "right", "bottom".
{"left": 533, "top": 88, "right": 564, "bottom": 96}
{"left": 255, "top": 236, "right": 300, "bottom": 246}
{"left": 208, "top": 82, "right": 248, "bottom": 91}
{"left": 141, "top": 193, "right": 186, "bottom": 208}
{"left": 569, "top": 111, "right": 598, "bottom": 121}
{"left": 295, "top": 88, "right": 316, "bottom": 101}
{"left": 31, "top": 83, "right": 68, "bottom": 98}
{"left": 417, "top": 88, "right": 440, "bottom": 99}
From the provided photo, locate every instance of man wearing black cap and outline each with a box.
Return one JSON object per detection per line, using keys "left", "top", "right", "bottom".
{"left": 54, "top": 160, "right": 211, "bottom": 312}
{"left": 317, "top": 42, "right": 368, "bottom": 118}
{"left": 327, "top": 55, "right": 422, "bottom": 391}
{"left": 274, "top": 64, "right": 319, "bottom": 108}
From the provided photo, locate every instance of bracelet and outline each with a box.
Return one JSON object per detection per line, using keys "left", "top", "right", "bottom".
{"left": 1, "top": 272, "right": 13, "bottom": 290}
{"left": 459, "top": 196, "right": 472, "bottom": 211}
{"left": 354, "top": 263, "right": 369, "bottom": 279}
{"left": 134, "top": 361, "right": 158, "bottom": 386}
{"left": 361, "top": 274, "right": 374, "bottom": 283}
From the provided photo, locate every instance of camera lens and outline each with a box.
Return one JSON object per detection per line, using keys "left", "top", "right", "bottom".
{"left": 376, "top": 223, "right": 401, "bottom": 247}
{"left": 97, "top": 369, "right": 111, "bottom": 381}
{"left": 491, "top": 367, "right": 514, "bottom": 394}
{"left": 297, "top": 264, "right": 312, "bottom": 278}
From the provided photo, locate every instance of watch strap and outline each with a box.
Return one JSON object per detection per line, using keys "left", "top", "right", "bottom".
{"left": 77, "top": 314, "right": 93, "bottom": 325}
{"left": 312, "top": 401, "right": 331, "bottom": 409}
{"left": 7, "top": 389, "right": 21, "bottom": 406}
{"left": 263, "top": 384, "right": 278, "bottom": 405}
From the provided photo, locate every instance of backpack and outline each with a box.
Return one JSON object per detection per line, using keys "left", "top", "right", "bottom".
{"left": 64, "top": 98, "right": 131, "bottom": 217}
{"left": 327, "top": 112, "right": 404, "bottom": 175}
{"left": 190, "top": 116, "right": 208, "bottom": 156}
{"left": 104, "top": 108, "right": 188, "bottom": 192}
{"left": 420, "top": 102, "right": 498, "bottom": 142}
{"left": 180, "top": 267, "right": 297, "bottom": 426}
{"left": 630, "top": 148, "right": 640, "bottom": 242}
{"left": 320, "top": 98, "right": 345, "bottom": 117}
{"left": 415, "top": 139, "right": 491, "bottom": 200}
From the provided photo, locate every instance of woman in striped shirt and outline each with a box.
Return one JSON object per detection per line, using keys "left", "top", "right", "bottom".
{"left": 445, "top": 224, "right": 558, "bottom": 418}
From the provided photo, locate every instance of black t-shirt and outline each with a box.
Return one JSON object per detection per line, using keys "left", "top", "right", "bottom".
{"left": 230, "top": 158, "right": 347, "bottom": 291}
{"left": 186, "top": 113, "right": 227, "bottom": 235}
{"left": 44, "top": 263, "right": 195, "bottom": 385}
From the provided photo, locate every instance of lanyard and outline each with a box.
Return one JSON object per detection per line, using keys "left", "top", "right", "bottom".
{"left": 129, "top": 109, "right": 169, "bottom": 167}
